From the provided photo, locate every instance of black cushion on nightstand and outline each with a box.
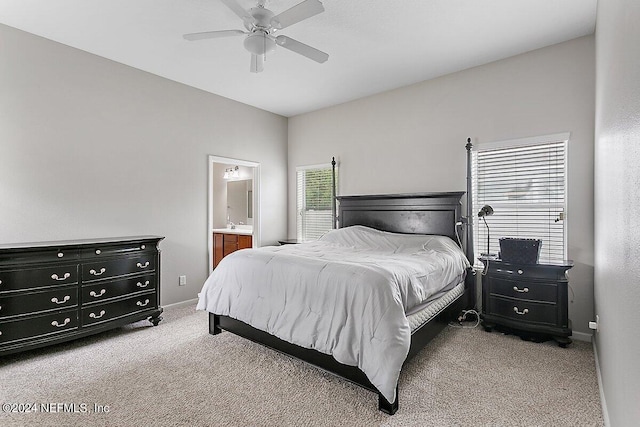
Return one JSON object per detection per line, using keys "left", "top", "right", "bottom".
{"left": 499, "top": 238, "right": 542, "bottom": 264}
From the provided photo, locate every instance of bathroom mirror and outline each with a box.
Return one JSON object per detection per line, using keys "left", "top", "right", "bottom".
{"left": 227, "top": 179, "right": 253, "bottom": 224}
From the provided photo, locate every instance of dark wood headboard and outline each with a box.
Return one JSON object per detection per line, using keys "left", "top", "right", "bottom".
{"left": 336, "top": 192, "right": 464, "bottom": 242}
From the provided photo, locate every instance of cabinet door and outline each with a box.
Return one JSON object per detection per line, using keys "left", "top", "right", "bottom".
{"left": 238, "top": 235, "right": 252, "bottom": 250}
{"left": 213, "top": 233, "right": 224, "bottom": 268}
{"left": 223, "top": 234, "right": 238, "bottom": 257}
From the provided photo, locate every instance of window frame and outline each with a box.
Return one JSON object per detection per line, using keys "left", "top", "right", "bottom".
{"left": 296, "top": 162, "right": 337, "bottom": 242}
{"left": 472, "top": 132, "right": 569, "bottom": 264}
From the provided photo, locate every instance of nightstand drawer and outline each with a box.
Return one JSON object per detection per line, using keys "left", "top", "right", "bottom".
{"left": 491, "top": 264, "right": 567, "bottom": 281}
{"left": 0, "top": 265, "right": 79, "bottom": 293}
{"left": 487, "top": 296, "right": 557, "bottom": 326}
{"left": 489, "top": 278, "right": 557, "bottom": 302}
{"left": 0, "top": 286, "right": 78, "bottom": 319}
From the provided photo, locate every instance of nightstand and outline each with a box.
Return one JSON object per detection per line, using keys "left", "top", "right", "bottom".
{"left": 278, "top": 239, "right": 302, "bottom": 245}
{"left": 480, "top": 257, "right": 573, "bottom": 347}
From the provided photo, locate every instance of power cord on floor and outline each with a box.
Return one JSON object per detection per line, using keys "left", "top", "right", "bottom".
{"left": 448, "top": 309, "right": 480, "bottom": 329}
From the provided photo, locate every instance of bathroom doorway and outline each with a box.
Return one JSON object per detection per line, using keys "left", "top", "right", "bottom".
{"left": 207, "top": 155, "right": 260, "bottom": 273}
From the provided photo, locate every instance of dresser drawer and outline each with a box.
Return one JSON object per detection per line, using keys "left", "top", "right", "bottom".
{"left": 0, "top": 247, "right": 80, "bottom": 266}
{"left": 0, "top": 286, "right": 78, "bottom": 319}
{"left": 82, "top": 274, "right": 156, "bottom": 305}
{"left": 80, "top": 241, "right": 155, "bottom": 259}
{"left": 486, "top": 296, "right": 557, "bottom": 326}
{"left": 82, "top": 293, "right": 156, "bottom": 326}
{"left": 489, "top": 278, "right": 557, "bottom": 303}
{"left": 0, "top": 309, "right": 78, "bottom": 345}
{"left": 0, "top": 265, "right": 79, "bottom": 293}
{"left": 82, "top": 255, "right": 156, "bottom": 282}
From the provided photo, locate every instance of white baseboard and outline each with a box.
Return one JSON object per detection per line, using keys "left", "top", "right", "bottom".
{"left": 162, "top": 298, "right": 198, "bottom": 309}
{"left": 592, "top": 338, "right": 610, "bottom": 427}
{"left": 571, "top": 331, "right": 593, "bottom": 342}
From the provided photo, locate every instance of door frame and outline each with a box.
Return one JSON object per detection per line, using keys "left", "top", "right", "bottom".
{"left": 207, "top": 155, "right": 260, "bottom": 273}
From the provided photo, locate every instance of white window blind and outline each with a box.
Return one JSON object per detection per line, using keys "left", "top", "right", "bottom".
{"left": 472, "top": 136, "right": 567, "bottom": 263}
{"left": 296, "top": 164, "right": 336, "bottom": 242}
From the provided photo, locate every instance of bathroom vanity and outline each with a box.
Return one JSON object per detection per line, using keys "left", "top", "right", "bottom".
{"left": 212, "top": 229, "right": 252, "bottom": 268}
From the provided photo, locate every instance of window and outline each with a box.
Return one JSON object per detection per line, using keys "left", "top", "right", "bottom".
{"left": 472, "top": 134, "right": 568, "bottom": 263}
{"left": 296, "top": 164, "right": 337, "bottom": 241}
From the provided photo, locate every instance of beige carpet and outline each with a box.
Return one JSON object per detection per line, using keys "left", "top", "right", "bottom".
{"left": 0, "top": 303, "right": 603, "bottom": 426}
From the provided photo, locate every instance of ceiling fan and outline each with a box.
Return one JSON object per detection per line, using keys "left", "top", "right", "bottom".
{"left": 183, "top": 0, "right": 329, "bottom": 73}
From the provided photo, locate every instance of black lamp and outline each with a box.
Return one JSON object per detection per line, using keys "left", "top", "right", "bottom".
{"left": 477, "top": 205, "right": 495, "bottom": 256}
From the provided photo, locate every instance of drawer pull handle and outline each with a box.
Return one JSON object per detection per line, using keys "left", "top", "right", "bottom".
{"left": 95, "top": 249, "right": 102, "bottom": 255}
{"left": 57, "top": 252, "right": 64, "bottom": 258}
{"left": 0, "top": 279, "right": 3, "bottom": 285}
{"left": 89, "top": 268, "right": 106, "bottom": 276}
{"left": 513, "top": 286, "right": 529, "bottom": 293}
{"left": 136, "top": 262, "right": 150, "bottom": 269}
{"left": 90, "top": 310, "right": 106, "bottom": 319}
{"left": 140, "top": 245, "right": 146, "bottom": 250}
{"left": 513, "top": 307, "right": 529, "bottom": 315}
{"left": 51, "top": 295, "right": 71, "bottom": 305}
{"left": 51, "top": 272, "right": 71, "bottom": 281}
{"left": 517, "top": 269, "right": 524, "bottom": 275}
{"left": 89, "top": 289, "right": 106, "bottom": 298}
{"left": 0, "top": 331, "right": 2, "bottom": 336}
{"left": 136, "top": 281, "right": 150, "bottom": 288}
{"left": 136, "top": 299, "right": 150, "bottom": 307}
{"left": 51, "top": 318, "right": 71, "bottom": 327}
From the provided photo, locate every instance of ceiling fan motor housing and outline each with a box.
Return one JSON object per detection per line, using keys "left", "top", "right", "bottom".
{"left": 246, "top": 6, "right": 275, "bottom": 29}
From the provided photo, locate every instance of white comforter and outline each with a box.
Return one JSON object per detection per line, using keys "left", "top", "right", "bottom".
{"left": 197, "top": 225, "right": 470, "bottom": 403}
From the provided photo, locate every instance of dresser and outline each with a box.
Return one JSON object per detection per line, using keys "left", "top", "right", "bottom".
{"left": 213, "top": 231, "right": 252, "bottom": 268}
{"left": 0, "top": 236, "right": 163, "bottom": 356}
{"left": 480, "top": 257, "right": 573, "bottom": 347}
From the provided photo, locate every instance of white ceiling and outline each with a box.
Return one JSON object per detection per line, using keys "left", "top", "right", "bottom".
{"left": 0, "top": 0, "right": 597, "bottom": 117}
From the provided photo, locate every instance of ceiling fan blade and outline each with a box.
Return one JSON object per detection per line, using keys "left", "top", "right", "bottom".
{"left": 220, "top": 0, "right": 256, "bottom": 25}
{"left": 275, "top": 35, "right": 328, "bottom": 63}
{"left": 250, "top": 54, "right": 264, "bottom": 73}
{"left": 271, "top": 0, "right": 324, "bottom": 30}
{"left": 183, "top": 29, "right": 246, "bottom": 41}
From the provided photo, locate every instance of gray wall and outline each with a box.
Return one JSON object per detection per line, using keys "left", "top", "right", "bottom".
{"left": 594, "top": 0, "right": 640, "bottom": 425}
{"left": 0, "top": 24, "right": 288, "bottom": 305}
{"left": 288, "top": 36, "right": 595, "bottom": 337}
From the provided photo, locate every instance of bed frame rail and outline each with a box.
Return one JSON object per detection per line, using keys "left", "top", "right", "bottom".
{"left": 210, "top": 313, "right": 398, "bottom": 414}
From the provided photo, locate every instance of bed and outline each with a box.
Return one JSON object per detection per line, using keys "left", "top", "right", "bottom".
{"left": 198, "top": 142, "right": 476, "bottom": 415}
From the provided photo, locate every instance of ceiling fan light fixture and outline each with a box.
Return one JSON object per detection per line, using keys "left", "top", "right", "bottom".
{"left": 244, "top": 31, "right": 276, "bottom": 56}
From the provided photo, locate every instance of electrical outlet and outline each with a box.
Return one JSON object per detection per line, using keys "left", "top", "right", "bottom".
{"left": 179, "top": 275, "right": 186, "bottom": 286}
